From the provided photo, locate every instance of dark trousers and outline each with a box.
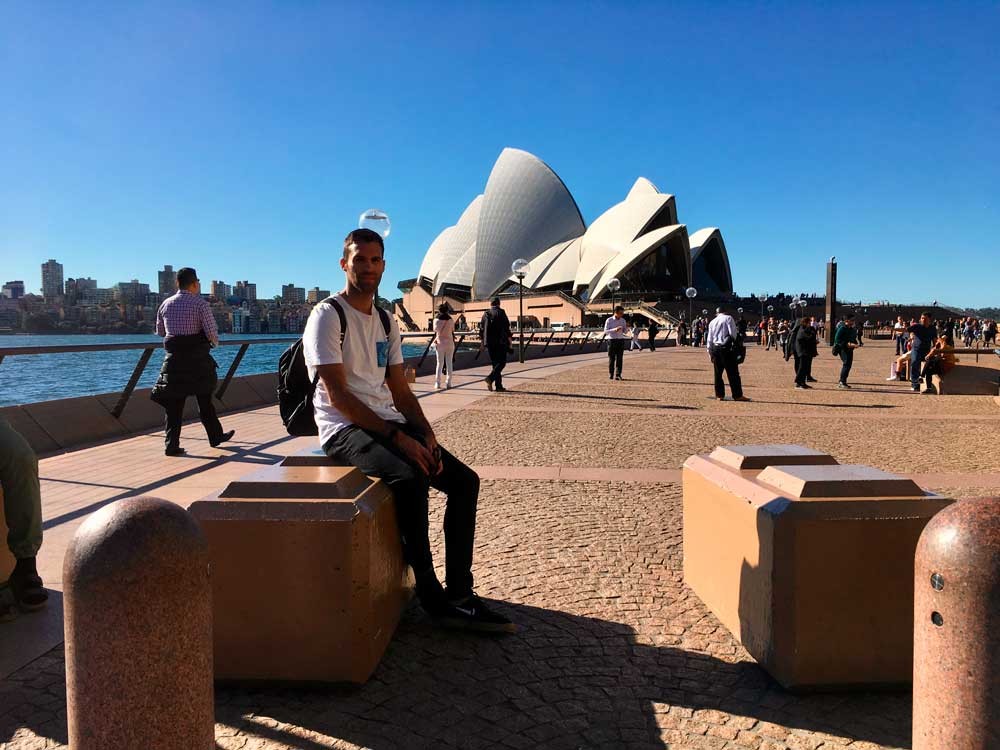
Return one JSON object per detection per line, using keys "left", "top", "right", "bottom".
{"left": 648, "top": 333, "right": 656, "bottom": 352}
{"left": 839, "top": 348, "right": 854, "bottom": 385}
{"left": 486, "top": 344, "right": 508, "bottom": 389}
{"left": 923, "top": 357, "right": 943, "bottom": 387}
{"left": 163, "top": 393, "right": 223, "bottom": 449}
{"left": 911, "top": 349, "right": 928, "bottom": 390}
{"left": 326, "top": 424, "right": 479, "bottom": 599}
{"left": 607, "top": 339, "right": 625, "bottom": 377}
{"left": 795, "top": 355, "right": 813, "bottom": 386}
{"left": 711, "top": 350, "right": 743, "bottom": 399}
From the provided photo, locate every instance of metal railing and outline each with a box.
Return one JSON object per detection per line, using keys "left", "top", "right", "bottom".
{"left": 0, "top": 327, "right": 637, "bottom": 413}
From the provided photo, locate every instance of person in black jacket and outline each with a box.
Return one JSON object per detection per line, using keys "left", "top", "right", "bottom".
{"left": 793, "top": 317, "right": 819, "bottom": 388}
{"left": 151, "top": 267, "right": 235, "bottom": 456}
{"left": 479, "top": 298, "right": 512, "bottom": 392}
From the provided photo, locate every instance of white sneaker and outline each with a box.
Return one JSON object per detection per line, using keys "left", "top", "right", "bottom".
{"left": 434, "top": 383, "right": 441, "bottom": 390}
{"left": 446, "top": 381, "right": 452, "bottom": 389}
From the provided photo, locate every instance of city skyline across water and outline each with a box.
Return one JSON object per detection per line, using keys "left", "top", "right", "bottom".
{"left": 0, "top": 333, "right": 431, "bottom": 407}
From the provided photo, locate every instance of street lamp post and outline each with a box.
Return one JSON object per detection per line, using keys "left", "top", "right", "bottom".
{"left": 685, "top": 286, "right": 697, "bottom": 324}
{"left": 607, "top": 278, "right": 621, "bottom": 313}
{"left": 511, "top": 258, "right": 530, "bottom": 363}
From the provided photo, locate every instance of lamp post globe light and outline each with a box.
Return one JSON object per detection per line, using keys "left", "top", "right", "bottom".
{"left": 685, "top": 286, "right": 697, "bottom": 324}
{"left": 511, "top": 258, "right": 530, "bottom": 363}
{"left": 607, "top": 277, "right": 621, "bottom": 313}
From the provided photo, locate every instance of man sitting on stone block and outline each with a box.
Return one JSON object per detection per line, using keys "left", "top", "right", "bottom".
{"left": 0, "top": 417, "right": 48, "bottom": 621}
{"left": 303, "top": 228, "right": 515, "bottom": 634}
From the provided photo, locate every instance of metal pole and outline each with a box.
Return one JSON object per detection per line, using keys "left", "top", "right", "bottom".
{"left": 216, "top": 343, "right": 249, "bottom": 401}
{"left": 111, "top": 347, "right": 155, "bottom": 418}
{"left": 518, "top": 278, "right": 525, "bottom": 363}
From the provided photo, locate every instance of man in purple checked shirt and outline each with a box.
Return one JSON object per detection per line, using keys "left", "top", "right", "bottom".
{"left": 151, "top": 267, "right": 234, "bottom": 456}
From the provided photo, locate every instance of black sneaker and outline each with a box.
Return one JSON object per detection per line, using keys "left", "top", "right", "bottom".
{"left": 432, "top": 593, "right": 517, "bottom": 634}
{"left": 165, "top": 446, "right": 186, "bottom": 456}
{"left": 806, "top": 376, "right": 818, "bottom": 382}
{"left": 838, "top": 382, "right": 851, "bottom": 389}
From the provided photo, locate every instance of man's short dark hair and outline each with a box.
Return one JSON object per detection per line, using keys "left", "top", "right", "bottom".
{"left": 343, "top": 228, "right": 385, "bottom": 258}
{"left": 176, "top": 267, "right": 198, "bottom": 288}
{"left": 614, "top": 305, "right": 625, "bottom": 313}
{"left": 491, "top": 297, "right": 501, "bottom": 307}
{"left": 921, "top": 311, "right": 933, "bottom": 320}
{"left": 845, "top": 313, "right": 855, "bottom": 320}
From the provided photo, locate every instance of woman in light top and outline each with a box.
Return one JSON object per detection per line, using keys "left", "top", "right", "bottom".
{"left": 629, "top": 319, "right": 643, "bottom": 351}
{"left": 433, "top": 303, "right": 456, "bottom": 389}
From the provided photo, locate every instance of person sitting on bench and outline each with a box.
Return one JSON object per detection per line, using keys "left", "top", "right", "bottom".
{"left": 303, "top": 228, "right": 515, "bottom": 634}
{"left": 920, "top": 332, "right": 957, "bottom": 394}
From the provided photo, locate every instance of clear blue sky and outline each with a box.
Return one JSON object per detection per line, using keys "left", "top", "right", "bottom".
{"left": 2, "top": 2, "right": 997, "bottom": 307}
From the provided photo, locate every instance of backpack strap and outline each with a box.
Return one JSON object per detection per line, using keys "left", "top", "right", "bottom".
{"left": 308, "top": 297, "right": 347, "bottom": 391}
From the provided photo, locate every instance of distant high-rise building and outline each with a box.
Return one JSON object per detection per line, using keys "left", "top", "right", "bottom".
{"left": 306, "top": 287, "right": 331, "bottom": 304}
{"left": 41, "top": 259, "right": 64, "bottom": 300}
{"left": 64, "top": 277, "right": 97, "bottom": 304}
{"left": 281, "top": 284, "right": 306, "bottom": 304}
{"left": 234, "top": 280, "right": 257, "bottom": 301}
{"left": 2, "top": 280, "right": 25, "bottom": 299}
{"left": 157, "top": 265, "right": 175, "bottom": 294}
{"left": 210, "top": 280, "right": 231, "bottom": 300}
{"left": 82, "top": 287, "right": 116, "bottom": 305}
{"left": 115, "top": 279, "right": 151, "bottom": 305}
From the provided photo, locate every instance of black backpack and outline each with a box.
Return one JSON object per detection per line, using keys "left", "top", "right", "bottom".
{"left": 278, "top": 298, "right": 392, "bottom": 436}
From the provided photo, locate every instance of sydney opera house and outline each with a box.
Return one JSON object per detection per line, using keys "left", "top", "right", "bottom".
{"left": 398, "top": 148, "right": 733, "bottom": 329}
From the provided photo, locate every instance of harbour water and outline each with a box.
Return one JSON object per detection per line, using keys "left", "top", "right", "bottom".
{"left": 0, "top": 334, "right": 429, "bottom": 407}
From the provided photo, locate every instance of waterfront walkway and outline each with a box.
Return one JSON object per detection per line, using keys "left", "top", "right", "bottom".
{"left": 3, "top": 341, "right": 1000, "bottom": 749}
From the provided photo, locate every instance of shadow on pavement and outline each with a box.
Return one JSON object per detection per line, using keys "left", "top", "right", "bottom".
{"left": 209, "top": 601, "right": 911, "bottom": 750}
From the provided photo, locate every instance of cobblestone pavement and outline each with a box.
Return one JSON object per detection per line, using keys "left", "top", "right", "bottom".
{"left": 4, "top": 340, "right": 993, "bottom": 749}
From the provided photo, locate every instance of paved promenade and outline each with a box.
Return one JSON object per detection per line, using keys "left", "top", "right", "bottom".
{"left": 3, "top": 340, "right": 999, "bottom": 749}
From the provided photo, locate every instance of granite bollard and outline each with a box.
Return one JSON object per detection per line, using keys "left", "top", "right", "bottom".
{"left": 913, "top": 497, "right": 1000, "bottom": 750}
{"left": 64, "top": 496, "right": 214, "bottom": 749}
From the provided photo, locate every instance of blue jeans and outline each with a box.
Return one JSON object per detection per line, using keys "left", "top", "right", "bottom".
{"left": 895, "top": 334, "right": 906, "bottom": 355}
{"left": 910, "top": 349, "right": 926, "bottom": 390}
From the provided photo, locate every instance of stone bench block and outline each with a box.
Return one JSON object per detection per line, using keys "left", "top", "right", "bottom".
{"left": 189, "top": 464, "right": 412, "bottom": 684}
{"left": 683, "top": 446, "right": 952, "bottom": 690}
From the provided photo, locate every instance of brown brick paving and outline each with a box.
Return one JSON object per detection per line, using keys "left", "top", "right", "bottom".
{"left": 3, "top": 340, "right": 997, "bottom": 749}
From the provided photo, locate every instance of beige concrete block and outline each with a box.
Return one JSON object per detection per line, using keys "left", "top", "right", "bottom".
{"left": 22, "top": 396, "right": 126, "bottom": 450}
{"left": 0, "top": 406, "right": 60, "bottom": 455}
{"left": 279, "top": 449, "right": 349, "bottom": 467}
{"left": 683, "top": 448, "right": 952, "bottom": 690}
{"left": 756, "top": 464, "right": 924, "bottom": 499}
{"left": 190, "top": 476, "right": 412, "bottom": 684}
{"left": 710, "top": 444, "right": 838, "bottom": 471}
{"left": 220, "top": 465, "right": 370, "bottom": 499}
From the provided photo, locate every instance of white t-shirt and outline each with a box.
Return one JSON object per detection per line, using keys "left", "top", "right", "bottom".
{"left": 604, "top": 316, "right": 628, "bottom": 339}
{"left": 302, "top": 294, "right": 405, "bottom": 446}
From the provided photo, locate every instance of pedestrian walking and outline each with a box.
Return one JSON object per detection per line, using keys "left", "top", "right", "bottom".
{"left": 304, "top": 228, "right": 514, "bottom": 633}
{"left": 707, "top": 306, "right": 749, "bottom": 401}
{"left": 151, "top": 267, "right": 235, "bottom": 456}
{"left": 480, "top": 298, "right": 512, "bottom": 392}
{"left": 433, "top": 303, "right": 455, "bottom": 390}
{"left": 629, "top": 320, "right": 643, "bottom": 351}
{"left": 605, "top": 306, "right": 628, "bottom": 380}
{"left": 647, "top": 321, "right": 660, "bottom": 352}
{"left": 907, "top": 312, "right": 938, "bottom": 393}
{"left": 833, "top": 314, "right": 862, "bottom": 389}
{"left": 793, "top": 316, "right": 819, "bottom": 388}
